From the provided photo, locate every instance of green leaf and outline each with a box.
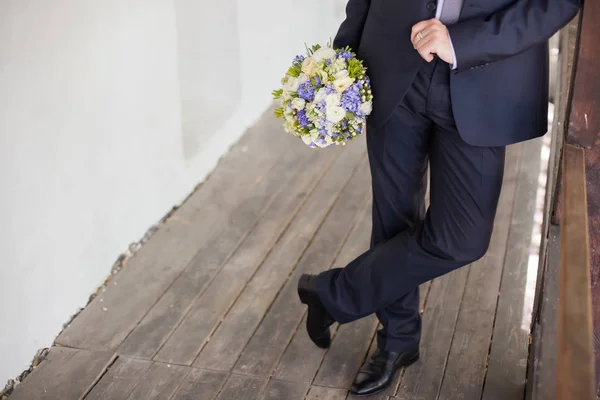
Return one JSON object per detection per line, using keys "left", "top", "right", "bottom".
{"left": 274, "top": 107, "right": 285, "bottom": 118}
{"left": 347, "top": 58, "right": 364, "bottom": 79}
{"left": 272, "top": 89, "right": 283, "bottom": 99}
{"left": 286, "top": 63, "right": 302, "bottom": 78}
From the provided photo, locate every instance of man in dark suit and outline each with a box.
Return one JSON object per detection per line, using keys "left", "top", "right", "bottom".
{"left": 297, "top": 0, "right": 580, "bottom": 395}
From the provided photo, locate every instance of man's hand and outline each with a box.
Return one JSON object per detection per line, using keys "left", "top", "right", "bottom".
{"left": 411, "top": 19, "right": 454, "bottom": 65}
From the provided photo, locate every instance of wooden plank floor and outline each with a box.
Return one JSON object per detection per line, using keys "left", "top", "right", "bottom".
{"left": 9, "top": 110, "right": 542, "bottom": 400}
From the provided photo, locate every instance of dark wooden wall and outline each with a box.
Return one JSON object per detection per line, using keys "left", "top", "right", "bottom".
{"left": 563, "top": 2, "right": 600, "bottom": 381}
{"left": 552, "top": 0, "right": 600, "bottom": 384}
{"left": 530, "top": 0, "right": 600, "bottom": 397}
{"left": 527, "top": 19, "right": 579, "bottom": 400}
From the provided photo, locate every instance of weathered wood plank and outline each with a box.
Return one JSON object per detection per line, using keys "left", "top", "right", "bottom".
{"left": 171, "top": 368, "right": 228, "bottom": 400}
{"left": 192, "top": 141, "right": 367, "bottom": 371}
{"left": 272, "top": 312, "right": 339, "bottom": 384}
{"left": 305, "top": 386, "right": 349, "bottom": 400}
{"left": 233, "top": 161, "right": 371, "bottom": 377}
{"left": 529, "top": 226, "right": 561, "bottom": 400}
{"left": 557, "top": 144, "right": 595, "bottom": 400}
{"left": 273, "top": 199, "right": 372, "bottom": 383}
{"left": 125, "top": 362, "right": 189, "bottom": 400}
{"left": 437, "top": 144, "right": 523, "bottom": 400}
{"left": 122, "top": 147, "right": 335, "bottom": 361}
{"left": 347, "top": 384, "right": 390, "bottom": 400}
{"left": 261, "top": 380, "right": 309, "bottom": 400}
{"left": 481, "top": 138, "right": 543, "bottom": 400}
{"left": 9, "top": 347, "right": 115, "bottom": 400}
{"left": 395, "top": 267, "right": 470, "bottom": 400}
{"left": 314, "top": 315, "right": 379, "bottom": 389}
{"left": 56, "top": 113, "right": 303, "bottom": 350}
{"left": 580, "top": 130, "right": 600, "bottom": 387}
{"left": 86, "top": 357, "right": 152, "bottom": 400}
{"left": 215, "top": 375, "right": 267, "bottom": 400}
{"left": 418, "top": 282, "right": 433, "bottom": 315}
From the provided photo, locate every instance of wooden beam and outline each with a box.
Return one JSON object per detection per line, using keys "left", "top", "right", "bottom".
{"left": 560, "top": 0, "right": 600, "bottom": 381}
{"left": 557, "top": 144, "right": 595, "bottom": 400}
{"left": 550, "top": 17, "right": 580, "bottom": 226}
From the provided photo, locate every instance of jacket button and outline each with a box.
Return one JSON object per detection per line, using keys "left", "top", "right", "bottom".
{"left": 426, "top": 2, "right": 437, "bottom": 12}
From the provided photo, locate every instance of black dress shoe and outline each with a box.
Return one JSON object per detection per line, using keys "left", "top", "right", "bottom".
{"left": 297, "top": 274, "right": 335, "bottom": 348}
{"left": 351, "top": 347, "right": 419, "bottom": 396}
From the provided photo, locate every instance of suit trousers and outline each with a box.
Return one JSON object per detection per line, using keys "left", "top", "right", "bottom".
{"left": 316, "top": 58, "right": 506, "bottom": 352}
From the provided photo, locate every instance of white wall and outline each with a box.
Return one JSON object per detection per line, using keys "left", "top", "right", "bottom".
{"left": 0, "top": 0, "right": 346, "bottom": 384}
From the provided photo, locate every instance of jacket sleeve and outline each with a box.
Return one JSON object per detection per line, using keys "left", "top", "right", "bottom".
{"left": 333, "top": 0, "right": 372, "bottom": 51}
{"left": 447, "top": 0, "right": 580, "bottom": 71}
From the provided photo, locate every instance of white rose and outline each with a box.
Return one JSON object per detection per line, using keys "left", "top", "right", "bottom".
{"left": 313, "top": 47, "right": 337, "bottom": 62}
{"left": 302, "top": 57, "right": 318, "bottom": 76}
{"left": 359, "top": 101, "right": 373, "bottom": 115}
{"left": 291, "top": 98, "right": 306, "bottom": 111}
{"left": 335, "top": 70, "right": 349, "bottom": 79}
{"left": 334, "top": 76, "right": 355, "bottom": 93}
{"left": 325, "top": 93, "right": 340, "bottom": 108}
{"left": 283, "top": 76, "right": 300, "bottom": 93}
{"left": 326, "top": 106, "right": 347, "bottom": 123}
{"left": 314, "top": 88, "right": 328, "bottom": 103}
{"left": 298, "top": 73, "right": 309, "bottom": 84}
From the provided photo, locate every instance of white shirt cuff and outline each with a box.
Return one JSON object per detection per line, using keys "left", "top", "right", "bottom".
{"left": 448, "top": 32, "right": 457, "bottom": 70}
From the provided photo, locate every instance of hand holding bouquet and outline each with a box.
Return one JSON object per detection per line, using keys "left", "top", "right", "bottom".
{"left": 272, "top": 43, "right": 373, "bottom": 148}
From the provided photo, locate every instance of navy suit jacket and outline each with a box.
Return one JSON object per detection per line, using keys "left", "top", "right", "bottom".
{"left": 334, "top": 0, "right": 580, "bottom": 146}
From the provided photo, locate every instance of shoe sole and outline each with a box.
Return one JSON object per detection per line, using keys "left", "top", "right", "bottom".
{"left": 350, "top": 352, "right": 420, "bottom": 397}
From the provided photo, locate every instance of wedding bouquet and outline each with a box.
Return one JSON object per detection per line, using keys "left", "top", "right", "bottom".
{"left": 272, "top": 43, "right": 373, "bottom": 148}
